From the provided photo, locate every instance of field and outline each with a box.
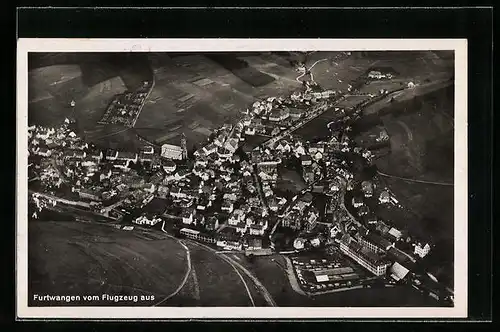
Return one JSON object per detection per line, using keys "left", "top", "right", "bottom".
{"left": 367, "top": 85, "right": 455, "bottom": 288}
{"left": 28, "top": 221, "right": 188, "bottom": 306}
{"left": 294, "top": 107, "right": 344, "bottom": 140}
{"left": 277, "top": 168, "right": 307, "bottom": 193}
{"left": 166, "top": 241, "right": 268, "bottom": 306}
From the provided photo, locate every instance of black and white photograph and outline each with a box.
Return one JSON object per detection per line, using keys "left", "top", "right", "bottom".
{"left": 16, "top": 39, "right": 468, "bottom": 319}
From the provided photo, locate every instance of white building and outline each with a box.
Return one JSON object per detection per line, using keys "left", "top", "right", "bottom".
{"left": 182, "top": 210, "right": 195, "bottom": 225}
{"left": 228, "top": 209, "right": 245, "bottom": 226}
{"left": 368, "top": 71, "right": 384, "bottom": 79}
{"left": 161, "top": 144, "right": 184, "bottom": 160}
{"left": 133, "top": 215, "right": 161, "bottom": 226}
{"left": 414, "top": 243, "right": 431, "bottom": 258}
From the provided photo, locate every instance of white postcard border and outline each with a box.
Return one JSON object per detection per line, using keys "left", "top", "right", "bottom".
{"left": 16, "top": 38, "right": 467, "bottom": 319}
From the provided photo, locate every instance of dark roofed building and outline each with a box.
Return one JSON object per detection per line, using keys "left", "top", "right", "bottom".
{"left": 359, "top": 231, "right": 394, "bottom": 253}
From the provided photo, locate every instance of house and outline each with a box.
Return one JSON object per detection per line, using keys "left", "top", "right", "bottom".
{"left": 34, "top": 147, "right": 52, "bottom": 157}
{"left": 106, "top": 150, "right": 119, "bottom": 161}
{"left": 157, "top": 185, "right": 170, "bottom": 197}
{"left": 196, "top": 195, "right": 210, "bottom": 211}
{"left": 116, "top": 151, "right": 138, "bottom": 163}
{"left": 245, "top": 127, "right": 256, "bottom": 135}
{"left": 133, "top": 215, "right": 161, "bottom": 226}
{"left": 202, "top": 143, "right": 217, "bottom": 156}
{"left": 224, "top": 138, "right": 239, "bottom": 154}
{"left": 379, "top": 190, "right": 391, "bottom": 204}
{"left": 195, "top": 214, "right": 205, "bottom": 226}
{"left": 414, "top": 242, "right": 431, "bottom": 258}
{"left": 217, "top": 239, "right": 242, "bottom": 251}
{"left": 308, "top": 143, "right": 325, "bottom": 154}
{"left": 282, "top": 211, "right": 301, "bottom": 230}
{"left": 300, "top": 154, "right": 312, "bottom": 166}
{"left": 246, "top": 236, "right": 263, "bottom": 250}
{"left": 302, "top": 167, "right": 315, "bottom": 183}
{"left": 358, "top": 205, "right": 370, "bottom": 216}
{"left": 388, "top": 227, "right": 403, "bottom": 240}
{"left": 352, "top": 196, "right": 364, "bottom": 208}
{"left": 99, "top": 169, "right": 112, "bottom": 181}
{"left": 223, "top": 192, "right": 238, "bottom": 201}
{"left": 249, "top": 223, "right": 266, "bottom": 236}
{"left": 275, "top": 140, "right": 292, "bottom": 154}
{"left": 77, "top": 188, "right": 102, "bottom": 201}
{"left": 141, "top": 145, "right": 155, "bottom": 155}
{"left": 112, "top": 159, "right": 130, "bottom": 171}
{"left": 182, "top": 210, "right": 195, "bottom": 225}
{"left": 228, "top": 209, "right": 246, "bottom": 226}
{"left": 361, "top": 181, "right": 374, "bottom": 198}
{"left": 205, "top": 216, "right": 219, "bottom": 231}
{"left": 67, "top": 149, "right": 87, "bottom": 159}
{"left": 268, "top": 108, "right": 290, "bottom": 122}
{"left": 368, "top": 70, "right": 384, "bottom": 79}
{"left": 305, "top": 211, "right": 319, "bottom": 232}
{"left": 170, "top": 186, "right": 188, "bottom": 199}
{"left": 313, "top": 151, "right": 323, "bottom": 160}
{"left": 89, "top": 151, "right": 104, "bottom": 162}
{"left": 268, "top": 198, "right": 279, "bottom": 212}
{"left": 364, "top": 213, "right": 378, "bottom": 225}
{"left": 161, "top": 144, "right": 184, "bottom": 160}
{"left": 221, "top": 201, "right": 234, "bottom": 213}
{"left": 172, "top": 169, "right": 190, "bottom": 181}
{"left": 143, "top": 183, "right": 156, "bottom": 193}
{"left": 390, "top": 262, "right": 410, "bottom": 282}
{"left": 217, "top": 147, "right": 232, "bottom": 159}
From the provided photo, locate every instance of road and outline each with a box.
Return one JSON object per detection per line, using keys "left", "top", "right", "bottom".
{"left": 377, "top": 170, "right": 454, "bottom": 186}
{"left": 218, "top": 253, "right": 256, "bottom": 307}
{"left": 280, "top": 256, "right": 307, "bottom": 296}
{"left": 252, "top": 164, "right": 269, "bottom": 211}
{"left": 153, "top": 221, "right": 192, "bottom": 306}
{"left": 100, "top": 197, "right": 128, "bottom": 216}
{"left": 29, "top": 189, "right": 90, "bottom": 208}
{"left": 307, "top": 58, "right": 328, "bottom": 84}
{"left": 189, "top": 240, "right": 277, "bottom": 307}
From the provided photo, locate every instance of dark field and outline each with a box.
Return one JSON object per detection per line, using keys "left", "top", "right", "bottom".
{"left": 28, "top": 221, "right": 188, "bottom": 306}
{"left": 294, "top": 108, "right": 343, "bottom": 141}
{"left": 368, "top": 85, "right": 455, "bottom": 288}
{"left": 167, "top": 242, "right": 265, "bottom": 306}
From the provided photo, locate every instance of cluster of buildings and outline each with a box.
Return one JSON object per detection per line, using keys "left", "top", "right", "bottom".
{"left": 28, "top": 62, "right": 439, "bottom": 296}
{"left": 367, "top": 70, "right": 394, "bottom": 80}
{"left": 98, "top": 81, "right": 152, "bottom": 127}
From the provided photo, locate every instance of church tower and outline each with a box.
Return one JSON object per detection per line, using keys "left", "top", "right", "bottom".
{"left": 181, "top": 132, "right": 188, "bottom": 160}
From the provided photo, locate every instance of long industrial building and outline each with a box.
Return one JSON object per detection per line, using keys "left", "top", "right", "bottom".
{"left": 339, "top": 235, "right": 391, "bottom": 276}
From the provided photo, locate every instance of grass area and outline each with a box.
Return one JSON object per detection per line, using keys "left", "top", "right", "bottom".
{"left": 277, "top": 168, "right": 307, "bottom": 193}
{"left": 28, "top": 221, "right": 188, "bottom": 306}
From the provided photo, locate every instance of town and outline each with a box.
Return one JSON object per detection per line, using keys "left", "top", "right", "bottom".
{"left": 28, "top": 54, "right": 454, "bottom": 307}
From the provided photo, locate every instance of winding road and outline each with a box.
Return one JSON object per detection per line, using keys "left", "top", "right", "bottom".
{"left": 152, "top": 221, "right": 192, "bottom": 306}
{"left": 190, "top": 240, "right": 277, "bottom": 307}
